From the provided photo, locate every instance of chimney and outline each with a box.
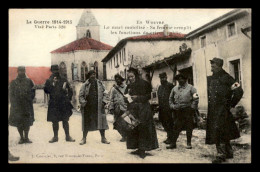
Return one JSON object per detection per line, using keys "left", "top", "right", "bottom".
{"left": 163, "top": 24, "right": 169, "bottom": 36}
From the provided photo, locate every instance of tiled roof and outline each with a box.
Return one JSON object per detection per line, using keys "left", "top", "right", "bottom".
{"left": 9, "top": 66, "right": 52, "bottom": 85}
{"left": 102, "top": 31, "right": 186, "bottom": 62}
{"left": 51, "top": 37, "right": 113, "bottom": 53}
{"left": 143, "top": 48, "right": 192, "bottom": 70}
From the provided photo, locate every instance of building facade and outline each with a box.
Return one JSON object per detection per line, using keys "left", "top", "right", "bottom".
{"left": 102, "top": 28, "right": 188, "bottom": 81}
{"left": 186, "top": 9, "right": 251, "bottom": 115}
{"left": 50, "top": 9, "right": 113, "bottom": 109}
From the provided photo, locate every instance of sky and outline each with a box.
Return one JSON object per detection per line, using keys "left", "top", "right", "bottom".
{"left": 9, "top": 8, "right": 235, "bottom": 67}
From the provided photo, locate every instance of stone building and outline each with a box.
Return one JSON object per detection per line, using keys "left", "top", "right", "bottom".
{"left": 185, "top": 8, "right": 251, "bottom": 115}
{"left": 50, "top": 9, "right": 113, "bottom": 109}
{"left": 143, "top": 9, "right": 251, "bottom": 116}
{"left": 102, "top": 26, "right": 189, "bottom": 81}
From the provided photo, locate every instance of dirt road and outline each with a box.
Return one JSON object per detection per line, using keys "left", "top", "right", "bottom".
{"left": 8, "top": 103, "right": 251, "bottom": 163}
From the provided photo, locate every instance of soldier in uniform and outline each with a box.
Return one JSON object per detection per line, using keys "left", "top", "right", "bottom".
{"left": 108, "top": 74, "right": 127, "bottom": 142}
{"left": 79, "top": 70, "right": 110, "bottom": 145}
{"left": 44, "top": 65, "right": 75, "bottom": 143}
{"left": 206, "top": 57, "right": 244, "bottom": 163}
{"left": 167, "top": 73, "right": 199, "bottom": 149}
{"left": 9, "top": 66, "right": 35, "bottom": 144}
{"left": 157, "top": 72, "right": 175, "bottom": 144}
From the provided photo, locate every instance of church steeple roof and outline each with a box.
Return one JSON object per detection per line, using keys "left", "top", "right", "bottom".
{"left": 77, "top": 9, "right": 99, "bottom": 27}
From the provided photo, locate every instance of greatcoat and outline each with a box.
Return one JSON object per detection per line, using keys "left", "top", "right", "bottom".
{"left": 157, "top": 82, "right": 175, "bottom": 123}
{"left": 79, "top": 79, "right": 109, "bottom": 131}
{"left": 206, "top": 69, "right": 243, "bottom": 144}
{"left": 9, "top": 75, "right": 35, "bottom": 127}
{"left": 44, "top": 74, "right": 73, "bottom": 122}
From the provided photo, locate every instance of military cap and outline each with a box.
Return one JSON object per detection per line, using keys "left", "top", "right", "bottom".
{"left": 159, "top": 72, "right": 167, "bottom": 78}
{"left": 210, "top": 57, "right": 224, "bottom": 67}
{"left": 17, "top": 66, "right": 25, "bottom": 72}
{"left": 114, "top": 73, "right": 125, "bottom": 81}
{"left": 175, "top": 73, "right": 188, "bottom": 80}
{"left": 51, "top": 64, "right": 59, "bottom": 72}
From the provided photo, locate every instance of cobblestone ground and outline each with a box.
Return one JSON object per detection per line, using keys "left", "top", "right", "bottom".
{"left": 8, "top": 103, "right": 251, "bottom": 164}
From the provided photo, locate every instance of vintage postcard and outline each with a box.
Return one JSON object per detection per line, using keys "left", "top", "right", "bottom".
{"left": 8, "top": 8, "right": 251, "bottom": 163}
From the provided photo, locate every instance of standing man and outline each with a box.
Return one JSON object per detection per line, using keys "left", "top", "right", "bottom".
{"left": 9, "top": 66, "right": 35, "bottom": 144}
{"left": 206, "top": 57, "right": 243, "bottom": 163}
{"left": 167, "top": 73, "right": 199, "bottom": 149}
{"left": 79, "top": 70, "right": 110, "bottom": 145}
{"left": 157, "top": 72, "right": 175, "bottom": 144}
{"left": 44, "top": 65, "right": 75, "bottom": 143}
{"left": 108, "top": 74, "right": 127, "bottom": 142}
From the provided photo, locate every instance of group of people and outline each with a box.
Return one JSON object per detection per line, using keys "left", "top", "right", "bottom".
{"left": 8, "top": 57, "right": 244, "bottom": 163}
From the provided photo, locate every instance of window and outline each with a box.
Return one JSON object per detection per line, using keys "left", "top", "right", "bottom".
{"left": 94, "top": 61, "right": 98, "bottom": 78}
{"left": 119, "top": 51, "right": 122, "bottom": 64}
{"left": 229, "top": 59, "right": 242, "bottom": 87}
{"left": 113, "top": 57, "right": 115, "bottom": 67}
{"left": 59, "top": 62, "right": 67, "bottom": 79}
{"left": 116, "top": 54, "right": 119, "bottom": 66}
{"left": 227, "top": 23, "right": 236, "bottom": 37}
{"left": 86, "top": 30, "right": 91, "bottom": 38}
{"left": 81, "top": 61, "right": 88, "bottom": 82}
{"left": 123, "top": 48, "right": 126, "bottom": 61}
{"left": 71, "top": 63, "right": 78, "bottom": 81}
{"left": 200, "top": 35, "right": 206, "bottom": 48}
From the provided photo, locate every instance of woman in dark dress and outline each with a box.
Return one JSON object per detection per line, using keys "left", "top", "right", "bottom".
{"left": 124, "top": 67, "right": 159, "bottom": 159}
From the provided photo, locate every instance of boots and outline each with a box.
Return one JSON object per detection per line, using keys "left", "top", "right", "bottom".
{"left": 225, "top": 142, "right": 234, "bottom": 159}
{"left": 66, "top": 136, "right": 75, "bottom": 142}
{"left": 18, "top": 138, "right": 24, "bottom": 144}
{"left": 8, "top": 150, "right": 19, "bottom": 161}
{"left": 186, "top": 130, "right": 192, "bottom": 149}
{"left": 101, "top": 137, "right": 110, "bottom": 144}
{"left": 79, "top": 138, "right": 86, "bottom": 145}
{"left": 212, "top": 144, "right": 226, "bottom": 163}
{"left": 17, "top": 127, "right": 24, "bottom": 144}
{"left": 212, "top": 154, "right": 226, "bottom": 164}
{"left": 163, "top": 138, "right": 171, "bottom": 144}
{"left": 50, "top": 122, "right": 59, "bottom": 143}
{"left": 138, "top": 150, "right": 146, "bottom": 159}
{"left": 166, "top": 143, "right": 177, "bottom": 149}
{"left": 24, "top": 138, "right": 33, "bottom": 144}
{"left": 186, "top": 142, "right": 192, "bottom": 149}
{"left": 49, "top": 137, "right": 58, "bottom": 143}
{"left": 100, "top": 130, "right": 110, "bottom": 144}
{"left": 24, "top": 127, "right": 32, "bottom": 143}
{"left": 79, "top": 131, "right": 88, "bottom": 145}
{"left": 63, "top": 121, "right": 75, "bottom": 142}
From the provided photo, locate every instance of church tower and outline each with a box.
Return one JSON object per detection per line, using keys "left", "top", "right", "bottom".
{"left": 76, "top": 9, "right": 100, "bottom": 41}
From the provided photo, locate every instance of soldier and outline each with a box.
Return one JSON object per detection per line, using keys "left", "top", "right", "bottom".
{"left": 44, "top": 65, "right": 75, "bottom": 143}
{"left": 157, "top": 72, "right": 175, "bottom": 144}
{"left": 206, "top": 57, "right": 243, "bottom": 163}
{"left": 108, "top": 74, "right": 127, "bottom": 142}
{"left": 9, "top": 66, "right": 35, "bottom": 144}
{"left": 79, "top": 70, "right": 110, "bottom": 145}
{"left": 167, "top": 73, "right": 199, "bottom": 149}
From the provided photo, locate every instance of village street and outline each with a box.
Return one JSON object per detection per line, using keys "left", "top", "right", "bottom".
{"left": 8, "top": 103, "right": 251, "bottom": 164}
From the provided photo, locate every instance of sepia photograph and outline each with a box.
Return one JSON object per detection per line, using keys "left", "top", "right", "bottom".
{"left": 8, "top": 8, "right": 251, "bottom": 164}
